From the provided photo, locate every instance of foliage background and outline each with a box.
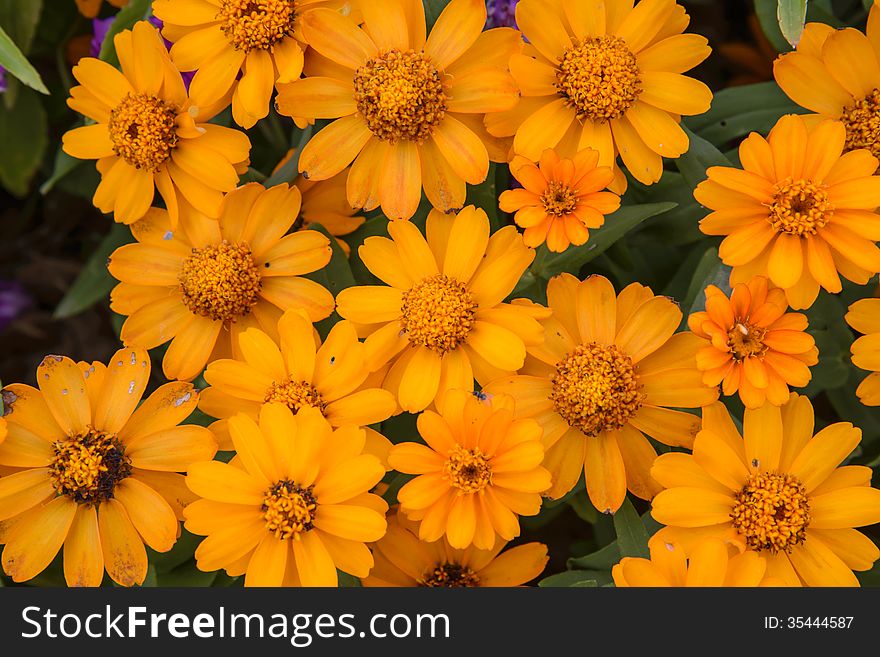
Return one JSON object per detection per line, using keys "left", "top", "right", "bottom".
{"left": 0, "top": 0, "right": 878, "bottom": 587}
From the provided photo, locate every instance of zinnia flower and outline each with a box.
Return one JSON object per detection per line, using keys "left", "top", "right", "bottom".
{"left": 388, "top": 389, "right": 551, "bottom": 549}
{"left": 152, "top": 0, "right": 355, "bottom": 128}
{"left": 499, "top": 147, "right": 620, "bottom": 251}
{"left": 486, "top": 0, "right": 712, "bottom": 192}
{"left": 612, "top": 536, "right": 783, "bottom": 587}
{"left": 697, "top": 114, "right": 880, "bottom": 310}
{"left": 688, "top": 276, "right": 818, "bottom": 409}
{"left": 846, "top": 297, "right": 880, "bottom": 405}
{"left": 651, "top": 395, "right": 880, "bottom": 586}
{"left": 200, "top": 309, "right": 396, "bottom": 452}
{"left": 275, "top": 0, "right": 520, "bottom": 219}
{"left": 63, "top": 21, "right": 251, "bottom": 225}
{"left": 335, "top": 206, "right": 543, "bottom": 413}
{"left": 774, "top": 5, "right": 880, "bottom": 161}
{"left": 484, "top": 274, "right": 718, "bottom": 511}
{"left": 363, "top": 507, "right": 548, "bottom": 586}
{"left": 185, "top": 404, "right": 388, "bottom": 586}
{"left": 109, "top": 183, "right": 335, "bottom": 381}
{"left": 0, "top": 348, "right": 216, "bottom": 586}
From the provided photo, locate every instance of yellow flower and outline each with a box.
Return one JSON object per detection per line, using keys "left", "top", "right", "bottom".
{"left": 0, "top": 348, "right": 216, "bottom": 586}
{"left": 389, "top": 389, "right": 550, "bottom": 549}
{"left": 651, "top": 395, "right": 880, "bottom": 587}
{"left": 335, "top": 206, "right": 543, "bottom": 413}
{"left": 612, "top": 536, "right": 783, "bottom": 587}
{"left": 484, "top": 274, "right": 718, "bottom": 512}
{"left": 62, "top": 21, "right": 251, "bottom": 225}
{"left": 696, "top": 114, "right": 880, "bottom": 310}
{"left": 152, "top": 0, "right": 356, "bottom": 128}
{"left": 774, "top": 4, "right": 880, "bottom": 161}
{"left": 185, "top": 404, "right": 388, "bottom": 586}
{"left": 75, "top": 0, "right": 127, "bottom": 18}
{"left": 275, "top": 0, "right": 520, "bottom": 219}
{"left": 688, "top": 276, "right": 818, "bottom": 409}
{"left": 846, "top": 297, "right": 880, "bottom": 405}
{"left": 486, "top": 0, "right": 712, "bottom": 193}
{"left": 109, "top": 183, "right": 335, "bottom": 381}
{"left": 200, "top": 309, "right": 396, "bottom": 454}
{"left": 363, "top": 507, "right": 548, "bottom": 586}
{"left": 499, "top": 147, "right": 620, "bottom": 251}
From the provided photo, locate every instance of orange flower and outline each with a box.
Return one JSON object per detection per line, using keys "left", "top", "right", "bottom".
{"left": 846, "top": 297, "right": 880, "bottom": 405}
{"left": 499, "top": 147, "right": 620, "bottom": 252}
{"left": 688, "top": 277, "right": 818, "bottom": 409}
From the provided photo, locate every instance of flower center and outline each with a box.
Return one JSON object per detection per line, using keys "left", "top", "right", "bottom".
{"left": 108, "top": 92, "right": 179, "bottom": 171}
{"left": 444, "top": 445, "right": 492, "bottom": 494}
{"left": 49, "top": 428, "right": 131, "bottom": 505}
{"left": 178, "top": 241, "right": 262, "bottom": 322}
{"left": 841, "top": 89, "right": 880, "bottom": 160}
{"left": 556, "top": 36, "right": 641, "bottom": 123}
{"left": 550, "top": 343, "right": 643, "bottom": 436}
{"left": 727, "top": 321, "right": 768, "bottom": 361}
{"left": 730, "top": 472, "right": 810, "bottom": 554}
{"left": 766, "top": 178, "right": 832, "bottom": 236}
{"left": 419, "top": 562, "right": 480, "bottom": 587}
{"left": 541, "top": 180, "right": 579, "bottom": 217}
{"left": 400, "top": 274, "right": 477, "bottom": 354}
{"left": 353, "top": 49, "right": 448, "bottom": 143}
{"left": 264, "top": 378, "right": 326, "bottom": 414}
{"left": 262, "top": 479, "right": 317, "bottom": 540}
{"left": 217, "top": 0, "right": 296, "bottom": 52}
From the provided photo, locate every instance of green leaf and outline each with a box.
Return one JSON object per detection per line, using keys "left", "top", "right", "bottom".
{"left": 680, "top": 247, "right": 730, "bottom": 317}
{"left": 0, "top": 22, "right": 46, "bottom": 94}
{"left": 612, "top": 497, "right": 649, "bottom": 559}
{"left": 777, "top": 0, "right": 808, "bottom": 48}
{"left": 423, "top": 0, "right": 452, "bottom": 29}
{"left": 54, "top": 223, "right": 133, "bottom": 319}
{"left": 676, "top": 126, "right": 732, "bottom": 190}
{"left": 531, "top": 202, "right": 676, "bottom": 280}
{"left": 99, "top": 0, "right": 151, "bottom": 67}
{"left": 538, "top": 570, "right": 608, "bottom": 587}
{"left": 0, "top": 0, "right": 43, "bottom": 56}
{"left": 568, "top": 541, "right": 621, "bottom": 571}
{"left": 40, "top": 148, "right": 83, "bottom": 195}
{"left": 754, "top": 0, "right": 794, "bottom": 53}
{"left": 466, "top": 163, "right": 499, "bottom": 225}
{"left": 0, "top": 86, "right": 47, "bottom": 195}
{"left": 264, "top": 125, "right": 312, "bottom": 187}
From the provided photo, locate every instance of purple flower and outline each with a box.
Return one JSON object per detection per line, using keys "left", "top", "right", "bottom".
{"left": 486, "top": 0, "right": 518, "bottom": 28}
{"left": 90, "top": 17, "right": 116, "bottom": 58}
{"left": 0, "top": 66, "right": 6, "bottom": 94}
{"left": 0, "top": 281, "right": 31, "bottom": 333}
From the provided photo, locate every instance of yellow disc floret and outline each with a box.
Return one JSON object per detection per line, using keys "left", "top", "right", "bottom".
{"left": 444, "top": 445, "right": 492, "bottom": 494}
{"left": 550, "top": 343, "right": 643, "bottom": 436}
{"left": 179, "top": 241, "right": 262, "bottom": 322}
{"left": 400, "top": 274, "right": 477, "bottom": 354}
{"left": 556, "top": 36, "right": 641, "bottom": 122}
{"left": 108, "top": 93, "right": 180, "bottom": 171}
{"left": 727, "top": 321, "right": 768, "bottom": 361}
{"left": 354, "top": 49, "right": 448, "bottom": 144}
{"left": 730, "top": 471, "right": 811, "bottom": 553}
{"left": 420, "top": 563, "right": 480, "bottom": 587}
{"left": 218, "top": 0, "right": 296, "bottom": 52}
{"left": 262, "top": 479, "right": 317, "bottom": 540}
{"left": 49, "top": 428, "right": 131, "bottom": 505}
{"left": 767, "top": 178, "right": 832, "bottom": 236}
{"left": 541, "top": 180, "right": 579, "bottom": 217}
{"left": 264, "top": 378, "right": 326, "bottom": 414}
{"left": 841, "top": 88, "right": 880, "bottom": 159}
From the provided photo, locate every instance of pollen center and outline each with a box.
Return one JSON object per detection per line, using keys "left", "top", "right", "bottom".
{"left": 556, "top": 36, "right": 641, "bottom": 122}
{"left": 550, "top": 342, "right": 643, "bottom": 436}
{"left": 50, "top": 427, "right": 131, "bottom": 505}
{"left": 400, "top": 274, "right": 477, "bottom": 354}
{"left": 730, "top": 472, "right": 810, "bottom": 553}
{"left": 354, "top": 49, "right": 448, "bottom": 144}
{"left": 727, "top": 321, "right": 768, "bottom": 361}
{"left": 767, "top": 178, "right": 832, "bottom": 236}
{"left": 217, "top": 0, "right": 296, "bottom": 52}
{"left": 420, "top": 563, "right": 480, "bottom": 587}
{"left": 108, "top": 92, "right": 179, "bottom": 171}
{"left": 841, "top": 89, "right": 880, "bottom": 160}
{"left": 444, "top": 445, "right": 492, "bottom": 494}
{"left": 541, "top": 180, "right": 579, "bottom": 217}
{"left": 265, "top": 378, "right": 326, "bottom": 414}
{"left": 262, "top": 479, "right": 317, "bottom": 540}
{"left": 179, "top": 241, "right": 262, "bottom": 322}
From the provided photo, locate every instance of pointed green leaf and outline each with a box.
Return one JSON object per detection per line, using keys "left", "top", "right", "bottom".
{"left": 777, "top": 0, "right": 808, "bottom": 48}
{"left": 613, "top": 497, "right": 650, "bottom": 559}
